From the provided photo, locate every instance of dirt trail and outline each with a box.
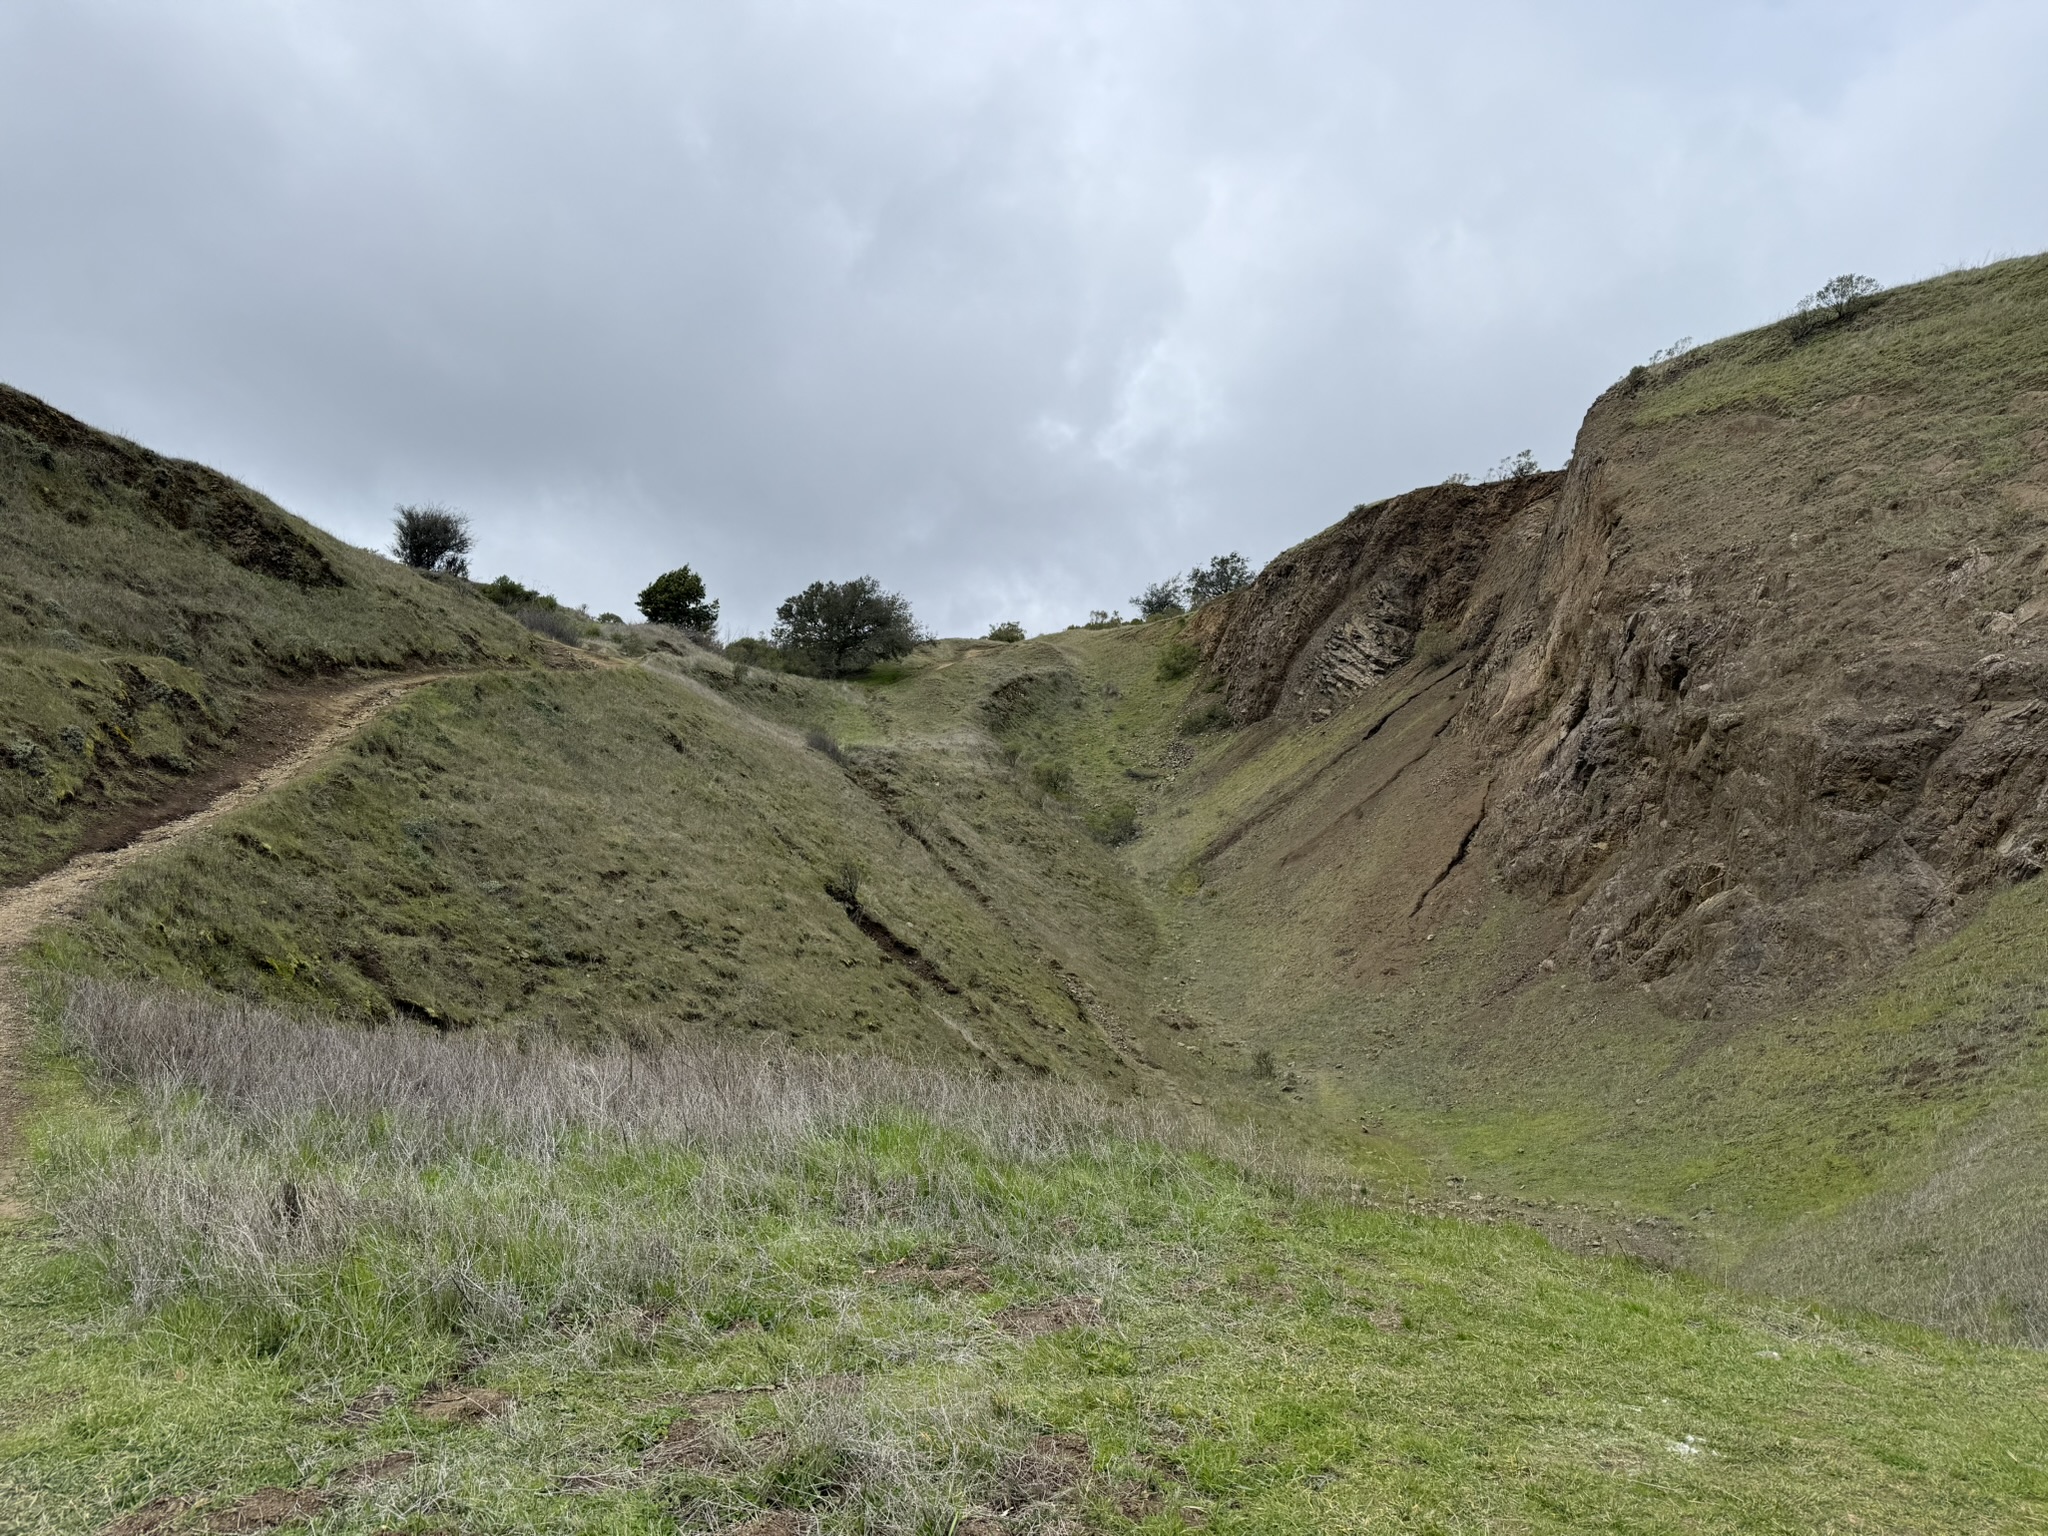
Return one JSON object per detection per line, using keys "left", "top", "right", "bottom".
{"left": 0, "top": 673, "right": 448, "bottom": 1220}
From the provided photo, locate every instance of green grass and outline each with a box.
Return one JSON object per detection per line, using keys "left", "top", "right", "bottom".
{"left": 1631, "top": 255, "right": 2048, "bottom": 436}
{"left": 15, "top": 258, "right": 2048, "bottom": 1530}
{"left": 0, "top": 382, "right": 538, "bottom": 881}
{"left": 31, "top": 663, "right": 1161, "bottom": 1086}
{"left": 6, "top": 985, "right": 2047, "bottom": 1535}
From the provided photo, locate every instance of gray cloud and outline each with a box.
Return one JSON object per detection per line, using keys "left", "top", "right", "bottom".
{"left": 4, "top": 1, "right": 2045, "bottom": 635}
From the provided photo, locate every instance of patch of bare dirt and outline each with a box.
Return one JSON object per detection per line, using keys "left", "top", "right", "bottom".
{"left": 413, "top": 1385, "right": 514, "bottom": 1424}
{"left": 646, "top": 1415, "right": 749, "bottom": 1475}
{"left": 101, "top": 1496, "right": 201, "bottom": 1536}
{"left": 338, "top": 1384, "right": 400, "bottom": 1426}
{"left": 722, "top": 1514, "right": 813, "bottom": 1536}
{"left": 866, "top": 1256, "right": 991, "bottom": 1293}
{"left": 336, "top": 1451, "right": 418, "bottom": 1487}
{"left": 997, "top": 1432, "right": 1093, "bottom": 1505}
{"left": 200, "top": 1488, "right": 332, "bottom": 1534}
{"left": 994, "top": 1296, "right": 1105, "bottom": 1339}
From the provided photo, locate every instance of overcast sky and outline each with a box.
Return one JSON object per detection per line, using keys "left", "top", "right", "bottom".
{"left": 4, "top": 2, "right": 2045, "bottom": 636}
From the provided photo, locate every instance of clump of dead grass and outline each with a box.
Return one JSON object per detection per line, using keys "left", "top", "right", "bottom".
{"left": 46, "top": 981, "right": 1304, "bottom": 1367}
{"left": 58, "top": 979, "right": 1247, "bottom": 1166}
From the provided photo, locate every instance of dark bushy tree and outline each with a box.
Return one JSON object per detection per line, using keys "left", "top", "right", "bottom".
{"left": 772, "top": 576, "right": 919, "bottom": 677}
{"left": 392, "top": 504, "right": 471, "bottom": 575}
{"left": 1133, "top": 578, "right": 1185, "bottom": 619}
{"left": 1186, "top": 552, "right": 1253, "bottom": 607}
{"left": 636, "top": 565, "right": 720, "bottom": 630}
{"left": 987, "top": 620, "right": 1026, "bottom": 643}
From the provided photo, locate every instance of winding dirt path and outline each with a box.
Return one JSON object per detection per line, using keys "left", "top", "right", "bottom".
{"left": 0, "top": 673, "right": 449, "bottom": 1220}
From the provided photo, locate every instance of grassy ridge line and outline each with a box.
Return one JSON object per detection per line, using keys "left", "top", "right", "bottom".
{"left": 6, "top": 982, "right": 2046, "bottom": 1534}
{"left": 1, "top": 381, "right": 538, "bottom": 882}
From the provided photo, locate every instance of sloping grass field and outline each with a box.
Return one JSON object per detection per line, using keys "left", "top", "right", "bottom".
{"left": 5, "top": 983, "right": 2046, "bottom": 1535}
{"left": 0, "top": 382, "right": 538, "bottom": 883}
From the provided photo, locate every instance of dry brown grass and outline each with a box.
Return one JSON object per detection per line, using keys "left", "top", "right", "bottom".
{"left": 58, "top": 980, "right": 1236, "bottom": 1167}
{"left": 46, "top": 981, "right": 1294, "bottom": 1353}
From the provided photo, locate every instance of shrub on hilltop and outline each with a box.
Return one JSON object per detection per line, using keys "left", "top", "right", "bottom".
{"left": 1788, "top": 273, "right": 1884, "bottom": 338}
{"left": 1133, "top": 579, "right": 1185, "bottom": 618}
{"left": 391, "top": 503, "right": 472, "bottom": 576}
{"left": 1133, "top": 553, "right": 1253, "bottom": 619}
{"left": 637, "top": 565, "right": 720, "bottom": 631}
{"left": 1186, "top": 552, "right": 1253, "bottom": 606}
{"left": 772, "top": 576, "right": 920, "bottom": 678}
{"left": 478, "top": 574, "right": 554, "bottom": 610}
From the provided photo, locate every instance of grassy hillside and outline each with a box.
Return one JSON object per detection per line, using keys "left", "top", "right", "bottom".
{"left": 32, "top": 655, "right": 1177, "bottom": 1087}
{"left": 6, "top": 983, "right": 2045, "bottom": 1535}
{"left": 10, "top": 258, "right": 2048, "bottom": 1530}
{"left": 31, "top": 558, "right": 2048, "bottom": 1342}
{"left": 1097, "top": 254, "right": 2048, "bottom": 1342}
{"left": 0, "top": 384, "right": 537, "bottom": 883}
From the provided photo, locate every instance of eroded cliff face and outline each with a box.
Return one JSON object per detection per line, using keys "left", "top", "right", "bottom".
{"left": 1191, "top": 257, "right": 2048, "bottom": 1015}
{"left": 1188, "top": 472, "right": 1566, "bottom": 726}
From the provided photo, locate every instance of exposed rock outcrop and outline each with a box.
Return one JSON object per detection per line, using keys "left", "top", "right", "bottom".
{"left": 1190, "top": 257, "right": 2048, "bottom": 1015}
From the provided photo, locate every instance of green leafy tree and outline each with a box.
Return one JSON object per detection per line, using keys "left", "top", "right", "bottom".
{"left": 391, "top": 504, "right": 471, "bottom": 575}
{"left": 478, "top": 575, "right": 549, "bottom": 610}
{"left": 987, "top": 620, "right": 1026, "bottom": 643}
{"left": 637, "top": 565, "right": 720, "bottom": 631}
{"left": 772, "top": 576, "right": 919, "bottom": 677}
{"left": 1133, "top": 578, "right": 1185, "bottom": 619}
{"left": 1186, "top": 552, "right": 1253, "bottom": 607}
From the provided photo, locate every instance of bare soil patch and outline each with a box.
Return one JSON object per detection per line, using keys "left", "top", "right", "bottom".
{"left": 723, "top": 1514, "right": 813, "bottom": 1536}
{"left": 336, "top": 1451, "right": 418, "bottom": 1487}
{"left": 200, "top": 1487, "right": 332, "bottom": 1534}
{"left": 337, "top": 1383, "right": 399, "bottom": 1427}
{"left": 998, "top": 1432, "right": 1093, "bottom": 1504}
{"left": 100, "top": 1496, "right": 200, "bottom": 1536}
{"left": 413, "top": 1384, "right": 514, "bottom": 1424}
{"left": 867, "top": 1256, "right": 991, "bottom": 1293}
{"left": 994, "top": 1296, "right": 1104, "bottom": 1339}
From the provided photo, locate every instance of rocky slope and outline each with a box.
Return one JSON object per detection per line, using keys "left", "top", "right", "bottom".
{"left": 1194, "top": 254, "right": 2048, "bottom": 1020}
